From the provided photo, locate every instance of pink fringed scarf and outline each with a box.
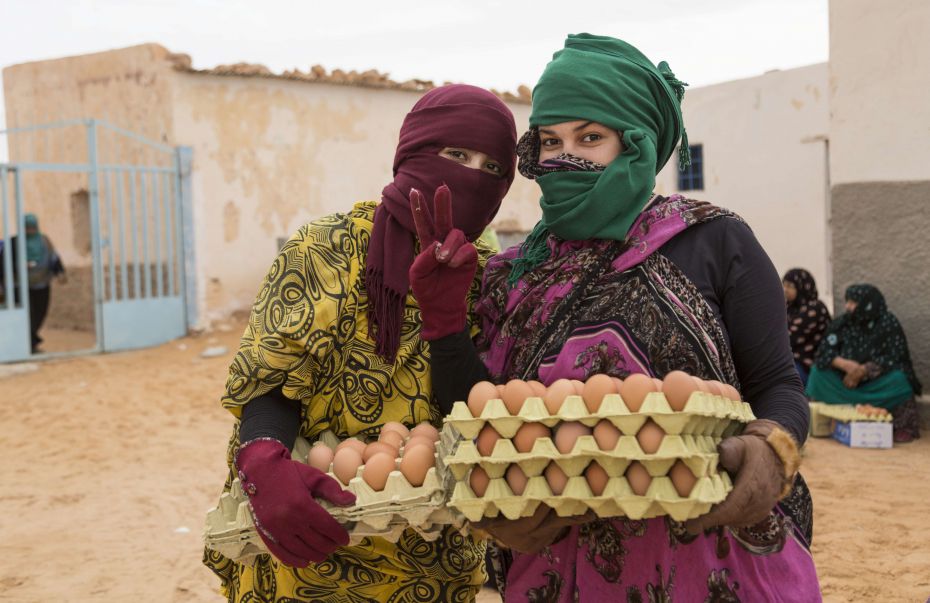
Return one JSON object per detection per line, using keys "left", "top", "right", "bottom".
{"left": 366, "top": 85, "right": 516, "bottom": 361}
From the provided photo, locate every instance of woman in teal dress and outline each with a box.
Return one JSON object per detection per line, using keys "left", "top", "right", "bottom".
{"left": 806, "top": 284, "right": 922, "bottom": 442}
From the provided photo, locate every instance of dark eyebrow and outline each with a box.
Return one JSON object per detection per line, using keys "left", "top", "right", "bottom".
{"left": 538, "top": 127, "right": 557, "bottom": 135}
{"left": 573, "top": 121, "right": 595, "bottom": 131}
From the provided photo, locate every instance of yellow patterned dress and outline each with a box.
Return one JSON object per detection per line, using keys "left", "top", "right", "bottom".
{"left": 203, "top": 201, "right": 491, "bottom": 602}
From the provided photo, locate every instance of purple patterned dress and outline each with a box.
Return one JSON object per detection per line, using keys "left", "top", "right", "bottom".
{"left": 475, "top": 195, "right": 820, "bottom": 602}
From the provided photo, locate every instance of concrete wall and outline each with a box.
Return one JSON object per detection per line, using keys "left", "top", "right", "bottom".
{"left": 828, "top": 0, "right": 930, "bottom": 388}
{"left": 656, "top": 63, "right": 831, "bottom": 305}
{"left": 170, "top": 72, "right": 538, "bottom": 324}
{"left": 2, "top": 44, "right": 178, "bottom": 269}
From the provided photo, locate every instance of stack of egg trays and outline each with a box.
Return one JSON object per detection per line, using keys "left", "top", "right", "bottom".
{"left": 204, "top": 430, "right": 460, "bottom": 562}
{"left": 444, "top": 392, "right": 754, "bottom": 523}
{"left": 810, "top": 401, "right": 892, "bottom": 423}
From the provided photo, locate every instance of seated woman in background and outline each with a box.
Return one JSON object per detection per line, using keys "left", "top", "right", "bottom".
{"left": 783, "top": 268, "right": 831, "bottom": 385}
{"left": 806, "top": 284, "right": 922, "bottom": 442}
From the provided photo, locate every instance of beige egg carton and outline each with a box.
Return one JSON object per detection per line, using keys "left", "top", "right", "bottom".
{"left": 443, "top": 433, "right": 719, "bottom": 480}
{"left": 449, "top": 470, "right": 732, "bottom": 522}
{"left": 204, "top": 478, "right": 461, "bottom": 563}
{"left": 446, "top": 392, "right": 753, "bottom": 440}
{"left": 809, "top": 401, "right": 892, "bottom": 423}
{"left": 204, "top": 430, "right": 460, "bottom": 562}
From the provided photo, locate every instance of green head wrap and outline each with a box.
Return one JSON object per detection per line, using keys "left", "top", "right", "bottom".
{"left": 510, "top": 33, "right": 689, "bottom": 283}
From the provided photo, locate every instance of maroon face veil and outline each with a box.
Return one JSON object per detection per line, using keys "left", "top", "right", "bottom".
{"left": 366, "top": 84, "right": 517, "bottom": 361}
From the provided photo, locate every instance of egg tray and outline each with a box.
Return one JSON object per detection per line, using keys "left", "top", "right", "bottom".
{"left": 443, "top": 433, "right": 720, "bottom": 481}
{"left": 448, "top": 470, "right": 732, "bottom": 523}
{"left": 809, "top": 401, "right": 892, "bottom": 424}
{"left": 204, "top": 430, "right": 460, "bottom": 562}
{"left": 290, "top": 436, "right": 451, "bottom": 515}
{"left": 204, "top": 480, "right": 460, "bottom": 563}
{"left": 446, "top": 393, "right": 754, "bottom": 440}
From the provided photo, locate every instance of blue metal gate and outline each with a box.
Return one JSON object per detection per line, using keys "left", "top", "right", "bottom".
{"left": 0, "top": 119, "right": 192, "bottom": 363}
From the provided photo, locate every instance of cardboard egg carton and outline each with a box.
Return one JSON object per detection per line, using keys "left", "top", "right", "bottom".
{"left": 443, "top": 433, "right": 719, "bottom": 480}
{"left": 204, "top": 431, "right": 459, "bottom": 561}
{"left": 204, "top": 479, "right": 461, "bottom": 563}
{"left": 288, "top": 435, "right": 452, "bottom": 515}
{"left": 446, "top": 393, "right": 753, "bottom": 440}
{"left": 449, "top": 469, "right": 732, "bottom": 522}
{"left": 809, "top": 401, "right": 892, "bottom": 423}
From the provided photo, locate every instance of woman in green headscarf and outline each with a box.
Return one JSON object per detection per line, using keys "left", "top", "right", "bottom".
{"left": 413, "top": 34, "right": 820, "bottom": 600}
{"left": 807, "top": 283, "right": 922, "bottom": 442}
{"left": 0, "top": 213, "right": 66, "bottom": 352}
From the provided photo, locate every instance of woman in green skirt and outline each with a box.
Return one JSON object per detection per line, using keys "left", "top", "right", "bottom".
{"left": 806, "top": 284, "right": 922, "bottom": 442}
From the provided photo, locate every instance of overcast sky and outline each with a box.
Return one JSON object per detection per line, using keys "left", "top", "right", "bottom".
{"left": 1, "top": 0, "right": 828, "bottom": 133}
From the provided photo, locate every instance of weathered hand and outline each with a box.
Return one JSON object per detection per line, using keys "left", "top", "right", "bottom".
{"left": 685, "top": 420, "right": 797, "bottom": 534}
{"left": 842, "top": 363, "right": 867, "bottom": 388}
{"left": 408, "top": 185, "right": 479, "bottom": 340}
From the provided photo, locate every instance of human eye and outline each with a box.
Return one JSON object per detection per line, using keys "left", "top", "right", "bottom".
{"left": 540, "top": 137, "right": 561, "bottom": 148}
{"left": 581, "top": 132, "right": 603, "bottom": 143}
{"left": 443, "top": 148, "right": 468, "bottom": 161}
{"left": 485, "top": 161, "right": 502, "bottom": 175}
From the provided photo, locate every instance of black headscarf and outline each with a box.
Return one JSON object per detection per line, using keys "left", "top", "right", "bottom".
{"left": 783, "top": 268, "right": 831, "bottom": 369}
{"left": 815, "top": 283, "right": 921, "bottom": 394}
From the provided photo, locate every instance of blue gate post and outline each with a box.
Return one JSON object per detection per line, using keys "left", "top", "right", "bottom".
{"left": 175, "top": 146, "right": 197, "bottom": 331}
{"left": 86, "top": 119, "right": 105, "bottom": 351}
{"left": 0, "top": 166, "right": 32, "bottom": 362}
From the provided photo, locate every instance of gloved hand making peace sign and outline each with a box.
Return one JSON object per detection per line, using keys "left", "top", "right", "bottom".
{"left": 408, "top": 185, "right": 479, "bottom": 341}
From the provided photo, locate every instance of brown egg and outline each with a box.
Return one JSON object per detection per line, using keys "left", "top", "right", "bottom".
{"left": 544, "top": 462, "right": 569, "bottom": 495}
{"left": 554, "top": 421, "right": 592, "bottom": 454}
{"left": 625, "top": 461, "right": 652, "bottom": 495}
{"left": 475, "top": 424, "right": 502, "bottom": 456}
{"left": 332, "top": 447, "right": 363, "bottom": 485}
{"left": 652, "top": 377, "right": 664, "bottom": 391}
{"left": 502, "top": 379, "right": 534, "bottom": 415}
{"left": 410, "top": 422, "right": 439, "bottom": 442}
{"left": 705, "top": 380, "right": 725, "bottom": 396}
{"left": 620, "top": 373, "right": 656, "bottom": 412}
{"left": 585, "top": 461, "right": 610, "bottom": 496}
{"left": 582, "top": 374, "right": 617, "bottom": 413}
{"left": 571, "top": 379, "right": 585, "bottom": 394}
{"left": 668, "top": 460, "right": 697, "bottom": 497}
{"left": 380, "top": 421, "right": 410, "bottom": 439}
{"left": 496, "top": 384, "right": 507, "bottom": 398}
{"left": 467, "top": 381, "right": 499, "bottom": 417}
{"left": 543, "top": 379, "right": 575, "bottom": 415}
{"left": 636, "top": 419, "right": 665, "bottom": 454}
{"left": 512, "top": 422, "right": 551, "bottom": 453}
{"left": 593, "top": 419, "right": 621, "bottom": 451}
{"left": 469, "top": 466, "right": 491, "bottom": 496}
{"left": 378, "top": 430, "right": 405, "bottom": 450}
{"left": 399, "top": 445, "right": 434, "bottom": 486}
{"left": 404, "top": 435, "right": 436, "bottom": 454}
{"left": 721, "top": 384, "right": 742, "bottom": 401}
{"left": 363, "top": 441, "right": 398, "bottom": 463}
{"left": 527, "top": 380, "right": 547, "bottom": 397}
{"left": 505, "top": 464, "right": 529, "bottom": 495}
{"left": 362, "top": 451, "right": 396, "bottom": 491}
{"left": 662, "top": 370, "right": 698, "bottom": 411}
{"left": 611, "top": 377, "right": 624, "bottom": 393}
{"left": 335, "top": 438, "right": 367, "bottom": 456}
{"left": 307, "top": 443, "right": 334, "bottom": 472}
{"left": 692, "top": 376, "right": 710, "bottom": 393}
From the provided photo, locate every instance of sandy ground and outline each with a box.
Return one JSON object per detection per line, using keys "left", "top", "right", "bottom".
{"left": 0, "top": 323, "right": 928, "bottom": 602}
{"left": 37, "top": 327, "right": 97, "bottom": 354}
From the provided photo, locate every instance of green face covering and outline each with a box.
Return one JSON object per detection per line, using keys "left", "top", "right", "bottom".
{"left": 510, "top": 34, "right": 689, "bottom": 283}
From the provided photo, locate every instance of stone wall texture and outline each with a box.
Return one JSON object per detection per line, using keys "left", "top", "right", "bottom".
{"left": 830, "top": 180, "right": 930, "bottom": 388}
